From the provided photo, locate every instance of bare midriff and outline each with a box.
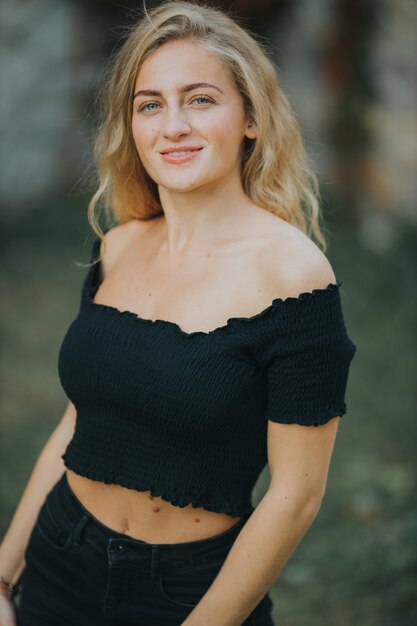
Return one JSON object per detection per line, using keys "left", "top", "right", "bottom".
{"left": 66, "top": 469, "right": 241, "bottom": 544}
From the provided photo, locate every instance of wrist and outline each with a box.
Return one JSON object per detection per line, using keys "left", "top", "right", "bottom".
{"left": 0, "top": 588, "right": 12, "bottom": 598}
{"left": 0, "top": 576, "right": 20, "bottom": 598}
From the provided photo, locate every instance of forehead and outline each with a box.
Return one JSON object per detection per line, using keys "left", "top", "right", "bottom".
{"left": 134, "top": 39, "right": 231, "bottom": 88}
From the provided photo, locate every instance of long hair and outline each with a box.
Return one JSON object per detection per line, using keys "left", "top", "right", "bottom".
{"left": 86, "top": 0, "right": 327, "bottom": 263}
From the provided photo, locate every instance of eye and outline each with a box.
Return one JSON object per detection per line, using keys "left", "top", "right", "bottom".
{"left": 190, "top": 95, "right": 215, "bottom": 105}
{"left": 137, "top": 101, "right": 160, "bottom": 113}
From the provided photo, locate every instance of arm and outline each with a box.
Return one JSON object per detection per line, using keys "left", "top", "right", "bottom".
{"left": 0, "top": 400, "right": 77, "bottom": 597}
{"left": 0, "top": 219, "right": 149, "bottom": 596}
{"left": 182, "top": 240, "right": 343, "bottom": 625}
{"left": 182, "top": 416, "right": 340, "bottom": 626}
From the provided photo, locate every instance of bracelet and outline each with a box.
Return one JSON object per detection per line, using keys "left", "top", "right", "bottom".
{"left": 0, "top": 576, "right": 20, "bottom": 597}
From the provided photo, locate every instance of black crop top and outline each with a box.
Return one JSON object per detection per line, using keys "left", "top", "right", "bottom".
{"left": 58, "top": 230, "right": 357, "bottom": 518}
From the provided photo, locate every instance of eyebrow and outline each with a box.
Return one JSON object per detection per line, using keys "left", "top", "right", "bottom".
{"left": 133, "top": 82, "right": 224, "bottom": 100}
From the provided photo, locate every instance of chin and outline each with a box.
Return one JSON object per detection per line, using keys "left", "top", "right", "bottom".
{"left": 159, "top": 176, "right": 212, "bottom": 193}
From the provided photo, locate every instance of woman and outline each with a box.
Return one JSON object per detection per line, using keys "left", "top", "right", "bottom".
{"left": 0, "top": 2, "right": 357, "bottom": 625}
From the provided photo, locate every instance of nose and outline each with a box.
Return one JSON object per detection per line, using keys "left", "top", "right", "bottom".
{"left": 160, "top": 105, "right": 192, "bottom": 139}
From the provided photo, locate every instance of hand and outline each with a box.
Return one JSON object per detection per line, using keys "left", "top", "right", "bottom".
{"left": 0, "top": 591, "right": 18, "bottom": 626}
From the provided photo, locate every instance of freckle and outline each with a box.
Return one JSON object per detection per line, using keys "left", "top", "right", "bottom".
{"left": 152, "top": 506, "right": 160, "bottom": 513}
{"left": 194, "top": 517, "right": 200, "bottom": 523}
{"left": 305, "top": 473, "right": 309, "bottom": 476}
{"left": 149, "top": 495, "right": 154, "bottom": 500}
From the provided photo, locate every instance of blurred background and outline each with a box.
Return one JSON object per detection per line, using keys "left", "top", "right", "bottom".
{"left": 1, "top": 1, "right": 416, "bottom": 624}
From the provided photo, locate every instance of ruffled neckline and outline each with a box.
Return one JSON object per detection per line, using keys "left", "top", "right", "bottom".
{"left": 84, "top": 234, "right": 342, "bottom": 338}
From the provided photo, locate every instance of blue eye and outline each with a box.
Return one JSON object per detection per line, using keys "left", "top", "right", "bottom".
{"left": 138, "top": 102, "right": 159, "bottom": 113}
{"left": 192, "top": 96, "right": 213, "bottom": 105}
{"left": 137, "top": 96, "right": 215, "bottom": 113}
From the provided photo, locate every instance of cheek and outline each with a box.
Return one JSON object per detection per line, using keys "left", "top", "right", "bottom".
{"left": 209, "top": 120, "right": 244, "bottom": 160}
{"left": 210, "top": 110, "right": 244, "bottom": 142}
{"left": 131, "top": 124, "right": 154, "bottom": 156}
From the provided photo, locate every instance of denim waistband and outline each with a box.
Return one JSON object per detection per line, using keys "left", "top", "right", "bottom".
{"left": 50, "top": 472, "right": 251, "bottom": 568}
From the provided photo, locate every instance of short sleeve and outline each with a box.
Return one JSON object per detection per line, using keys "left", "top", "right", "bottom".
{"left": 260, "top": 280, "right": 357, "bottom": 426}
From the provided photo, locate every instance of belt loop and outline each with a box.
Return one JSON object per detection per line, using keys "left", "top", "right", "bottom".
{"left": 150, "top": 546, "right": 160, "bottom": 580}
{"left": 73, "top": 514, "right": 90, "bottom": 547}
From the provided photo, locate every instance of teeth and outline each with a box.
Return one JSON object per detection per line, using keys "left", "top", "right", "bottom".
{"left": 166, "top": 150, "right": 196, "bottom": 156}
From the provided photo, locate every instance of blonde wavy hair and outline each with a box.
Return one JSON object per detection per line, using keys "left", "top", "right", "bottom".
{"left": 85, "top": 0, "right": 327, "bottom": 264}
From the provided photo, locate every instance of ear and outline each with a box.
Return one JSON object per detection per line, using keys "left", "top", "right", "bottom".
{"left": 245, "top": 119, "right": 257, "bottom": 141}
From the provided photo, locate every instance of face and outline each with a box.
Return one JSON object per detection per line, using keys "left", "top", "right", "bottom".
{"left": 131, "top": 39, "right": 256, "bottom": 194}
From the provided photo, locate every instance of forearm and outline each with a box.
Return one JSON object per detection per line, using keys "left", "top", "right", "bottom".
{"left": 0, "top": 418, "right": 71, "bottom": 592}
{"left": 182, "top": 487, "right": 322, "bottom": 626}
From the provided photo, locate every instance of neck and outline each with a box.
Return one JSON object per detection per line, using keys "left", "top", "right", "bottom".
{"left": 156, "top": 177, "right": 253, "bottom": 257}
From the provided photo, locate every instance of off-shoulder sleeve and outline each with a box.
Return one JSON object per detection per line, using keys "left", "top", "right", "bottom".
{"left": 79, "top": 229, "right": 110, "bottom": 311}
{"left": 258, "top": 280, "right": 357, "bottom": 426}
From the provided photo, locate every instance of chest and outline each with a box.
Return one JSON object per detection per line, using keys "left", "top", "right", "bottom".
{"left": 57, "top": 305, "right": 267, "bottom": 444}
{"left": 93, "top": 241, "right": 271, "bottom": 336}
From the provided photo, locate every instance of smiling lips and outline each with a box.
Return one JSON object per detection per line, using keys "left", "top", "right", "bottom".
{"left": 159, "top": 146, "right": 203, "bottom": 164}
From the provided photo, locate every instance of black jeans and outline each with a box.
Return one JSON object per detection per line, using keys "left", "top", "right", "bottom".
{"left": 18, "top": 472, "right": 274, "bottom": 625}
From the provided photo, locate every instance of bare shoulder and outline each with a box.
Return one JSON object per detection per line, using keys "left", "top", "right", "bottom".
{"left": 100, "top": 218, "right": 156, "bottom": 255}
{"left": 257, "top": 217, "right": 336, "bottom": 299}
{"left": 98, "top": 218, "right": 157, "bottom": 276}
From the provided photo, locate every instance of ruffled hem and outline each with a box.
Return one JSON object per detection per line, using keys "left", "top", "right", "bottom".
{"left": 62, "top": 456, "right": 254, "bottom": 519}
{"left": 83, "top": 235, "right": 343, "bottom": 338}
{"left": 265, "top": 405, "right": 348, "bottom": 427}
